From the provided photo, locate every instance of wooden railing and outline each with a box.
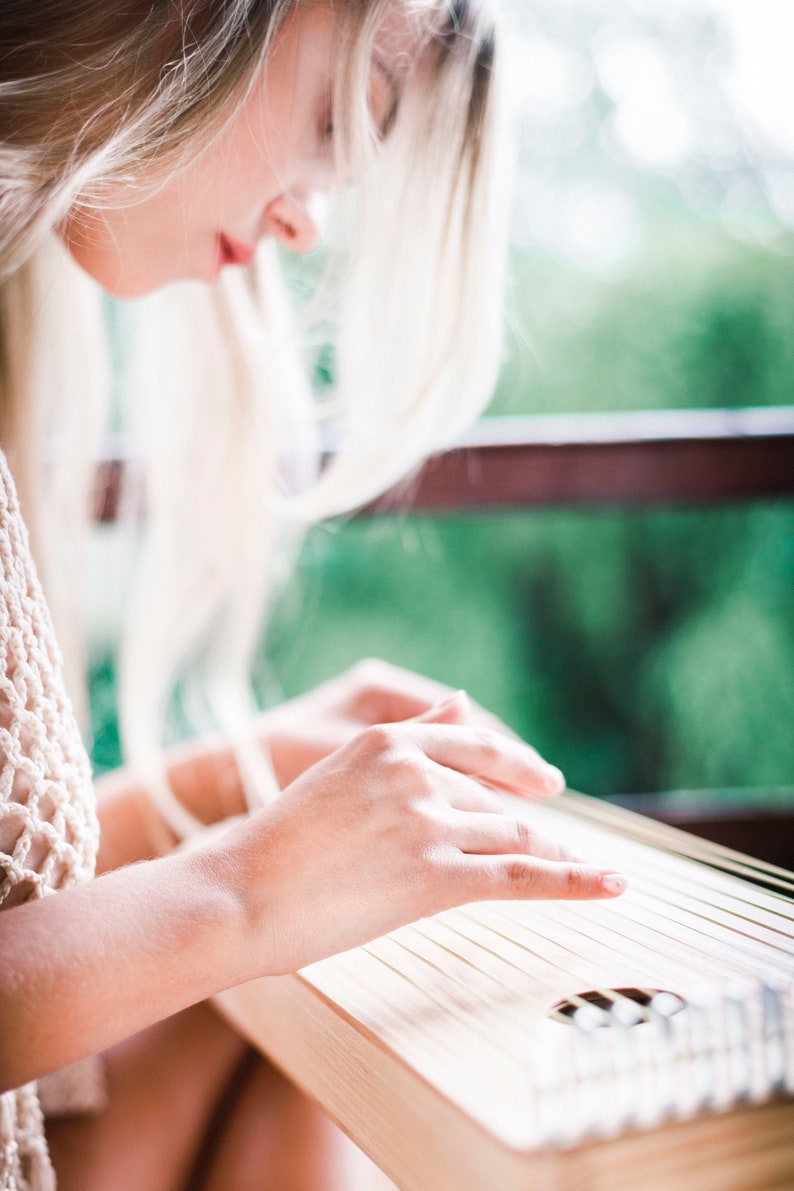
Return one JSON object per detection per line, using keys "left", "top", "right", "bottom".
{"left": 94, "top": 405, "right": 794, "bottom": 868}
{"left": 95, "top": 406, "right": 794, "bottom": 520}
{"left": 376, "top": 405, "right": 794, "bottom": 511}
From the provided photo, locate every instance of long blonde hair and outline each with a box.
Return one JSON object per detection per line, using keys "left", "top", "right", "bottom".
{"left": 0, "top": 0, "right": 508, "bottom": 833}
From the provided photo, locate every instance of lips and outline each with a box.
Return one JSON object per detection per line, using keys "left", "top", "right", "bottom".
{"left": 219, "top": 233, "right": 255, "bottom": 268}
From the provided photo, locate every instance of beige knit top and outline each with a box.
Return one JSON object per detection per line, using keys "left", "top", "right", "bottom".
{"left": 0, "top": 450, "right": 99, "bottom": 1191}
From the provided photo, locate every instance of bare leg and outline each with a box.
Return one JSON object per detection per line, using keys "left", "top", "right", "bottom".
{"left": 199, "top": 1054, "right": 396, "bottom": 1191}
{"left": 46, "top": 1002, "right": 395, "bottom": 1191}
{"left": 46, "top": 1003, "right": 245, "bottom": 1191}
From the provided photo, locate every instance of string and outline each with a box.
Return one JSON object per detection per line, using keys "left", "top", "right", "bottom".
{"left": 345, "top": 795, "right": 794, "bottom": 1057}
{"left": 531, "top": 808, "right": 794, "bottom": 915}
{"left": 287, "top": 794, "right": 794, "bottom": 1164}
{"left": 555, "top": 791, "right": 794, "bottom": 895}
{"left": 365, "top": 794, "right": 794, "bottom": 1027}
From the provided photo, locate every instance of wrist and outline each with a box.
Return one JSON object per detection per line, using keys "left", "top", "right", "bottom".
{"left": 181, "top": 815, "right": 279, "bottom": 985}
{"left": 178, "top": 831, "right": 265, "bottom": 988}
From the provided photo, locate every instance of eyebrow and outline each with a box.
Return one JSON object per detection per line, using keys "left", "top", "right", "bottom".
{"left": 372, "top": 53, "right": 400, "bottom": 139}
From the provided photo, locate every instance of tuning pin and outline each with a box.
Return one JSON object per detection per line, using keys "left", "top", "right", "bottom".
{"left": 681, "top": 989, "right": 722, "bottom": 1114}
{"left": 761, "top": 982, "right": 787, "bottom": 1094}
{"left": 649, "top": 991, "right": 686, "bottom": 1021}
{"left": 724, "top": 983, "right": 753, "bottom": 1103}
{"left": 572, "top": 1002, "right": 610, "bottom": 1032}
{"left": 609, "top": 995, "right": 645, "bottom": 1028}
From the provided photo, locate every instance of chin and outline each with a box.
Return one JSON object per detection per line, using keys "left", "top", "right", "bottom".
{"left": 61, "top": 233, "right": 201, "bottom": 298}
{"left": 95, "top": 274, "right": 164, "bottom": 299}
{"left": 90, "top": 263, "right": 216, "bottom": 298}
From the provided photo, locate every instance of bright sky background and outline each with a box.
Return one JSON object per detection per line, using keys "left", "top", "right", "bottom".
{"left": 504, "top": 0, "right": 794, "bottom": 265}
{"left": 723, "top": 0, "right": 794, "bottom": 157}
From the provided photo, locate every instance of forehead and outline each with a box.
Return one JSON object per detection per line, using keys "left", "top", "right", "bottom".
{"left": 263, "top": 2, "right": 443, "bottom": 121}
{"left": 340, "top": 0, "right": 451, "bottom": 119}
{"left": 264, "top": 2, "right": 432, "bottom": 86}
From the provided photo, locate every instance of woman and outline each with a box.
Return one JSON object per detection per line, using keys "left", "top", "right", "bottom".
{"left": 0, "top": 1, "right": 627, "bottom": 1188}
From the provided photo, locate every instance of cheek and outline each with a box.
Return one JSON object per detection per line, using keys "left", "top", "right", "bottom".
{"left": 212, "top": 119, "right": 278, "bottom": 215}
{"left": 59, "top": 128, "right": 272, "bottom": 296}
{"left": 61, "top": 189, "right": 214, "bottom": 296}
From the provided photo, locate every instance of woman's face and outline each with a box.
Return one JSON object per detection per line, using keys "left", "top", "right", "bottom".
{"left": 61, "top": 5, "right": 400, "bottom": 297}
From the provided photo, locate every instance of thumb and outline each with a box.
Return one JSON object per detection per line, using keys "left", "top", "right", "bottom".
{"left": 411, "top": 690, "right": 470, "bottom": 726}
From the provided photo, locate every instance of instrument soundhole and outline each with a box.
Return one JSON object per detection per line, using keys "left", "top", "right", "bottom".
{"left": 548, "top": 987, "right": 686, "bottom": 1028}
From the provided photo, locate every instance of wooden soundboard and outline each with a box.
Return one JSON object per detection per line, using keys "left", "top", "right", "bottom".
{"left": 213, "top": 792, "right": 794, "bottom": 1190}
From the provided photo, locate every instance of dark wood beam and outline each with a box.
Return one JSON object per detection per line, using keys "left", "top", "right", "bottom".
{"left": 94, "top": 406, "right": 794, "bottom": 521}
{"left": 382, "top": 407, "right": 794, "bottom": 512}
{"left": 605, "top": 789, "right": 794, "bottom": 872}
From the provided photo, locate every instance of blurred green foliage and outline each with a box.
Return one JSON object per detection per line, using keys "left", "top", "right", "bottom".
{"left": 89, "top": 227, "right": 794, "bottom": 797}
{"left": 496, "top": 224, "right": 794, "bottom": 416}
{"left": 261, "top": 503, "right": 793, "bottom": 797}
{"left": 260, "top": 227, "right": 794, "bottom": 796}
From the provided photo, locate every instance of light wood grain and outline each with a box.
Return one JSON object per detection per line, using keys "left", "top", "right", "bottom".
{"left": 213, "top": 793, "right": 794, "bottom": 1190}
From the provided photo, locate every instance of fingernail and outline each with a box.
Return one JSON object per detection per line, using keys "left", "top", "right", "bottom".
{"left": 437, "top": 690, "right": 468, "bottom": 709}
{"left": 543, "top": 765, "right": 565, "bottom": 793}
{"left": 601, "top": 873, "right": 627, "bottom": 895}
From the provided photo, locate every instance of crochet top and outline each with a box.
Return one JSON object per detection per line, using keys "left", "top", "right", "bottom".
{"left": 0, "top": 450, "right": 99, "bottom": 1191}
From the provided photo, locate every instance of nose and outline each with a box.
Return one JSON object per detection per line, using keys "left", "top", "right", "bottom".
{"left": 261, "top": 189, "right": 329, "bottom": 254}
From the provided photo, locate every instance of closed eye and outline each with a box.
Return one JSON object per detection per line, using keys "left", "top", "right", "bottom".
{"left": 319, "top": 97, "right": 335, "bottom": 145}
{"left": 372, "top": 54, "right": 399, "bottom": 140}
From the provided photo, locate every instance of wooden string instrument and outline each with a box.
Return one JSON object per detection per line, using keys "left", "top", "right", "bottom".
{"left": 213, "top": 792, "right": 794, "bottom": 1190}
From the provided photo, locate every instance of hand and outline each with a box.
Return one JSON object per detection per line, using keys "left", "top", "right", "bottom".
{"left": 259, "top": 658, "right": 544, "bottom": 789}
{"left": 214, "top": 696, "right": 626, "bottom": 977}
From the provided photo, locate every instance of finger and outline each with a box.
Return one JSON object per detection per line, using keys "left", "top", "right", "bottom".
{"left": 411, "top": 691, "right": 470, "bottom": 727}
{"left": 350, "top": 660, "right": 523, "bottom": 743}
{"left": 409, "top": 692, "right": 522, "bottom": 745}
{"left": 405, "top": 723, "right": 565, "bottom": 799}
{"left": 352, "top": 660, "right": 455, "bottom": 723}
{"left": 460, "top": 855, "right": 627, "bottom": 902}
{"left": 442, "top": 771, "right": 506, "bottom": 814}
{"left": 449, "top": 811, "right": 584, "bottom": 861}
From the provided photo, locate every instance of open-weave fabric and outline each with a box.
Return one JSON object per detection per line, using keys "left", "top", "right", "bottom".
{"left": 0, "top": 449, "right": 99, "bottom": 1191}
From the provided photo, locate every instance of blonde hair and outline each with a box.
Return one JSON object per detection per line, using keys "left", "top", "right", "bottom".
{"left": 0, "top": 0, "right": 508, "bottom": 834}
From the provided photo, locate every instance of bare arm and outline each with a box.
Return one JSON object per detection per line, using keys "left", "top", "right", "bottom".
{"left": 0, "top": 705, "right": 626, "bottom": 1096}
{"left": 0, "top": 844, "right": 247, "bottom": 1093}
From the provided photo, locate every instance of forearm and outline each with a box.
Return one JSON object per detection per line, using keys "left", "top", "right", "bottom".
{"left": 2, "top": 711, "right": 626, "bottom": 1095}
{"left": 0, "top": 842, "right": 251, "bottom": 1093}
{"left": 96, "top": 737, "right": 249, "bottom": 872}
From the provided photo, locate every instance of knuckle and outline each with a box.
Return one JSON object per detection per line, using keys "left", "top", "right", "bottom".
{"left": 359, "top": 724, "right": 433, "bottom": 789}
{"left": 438, "top": 846, "right": 474, "bottom": 896}
{"left": 411, "top": 754, "right": 437, "bottom": 796}
{"left": 360, "top": 722, "right": 399, "bottom": 756}
{"left": 564, "top": 865, "right": 589, "bottom": 897}
{"left": 412, "top": 801, "right": 435, "bottom": 833}
{"left": 511, "top": 818, "right": 534, "bottom": 854}
{"left": 424, "top": 839, "right": 456, "bottom": 874}
{"left": 505, "top": 858, "right": 537, "bottom": 889}
{"left": 471, "top": 726, "right": 501, "bottom": 764}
